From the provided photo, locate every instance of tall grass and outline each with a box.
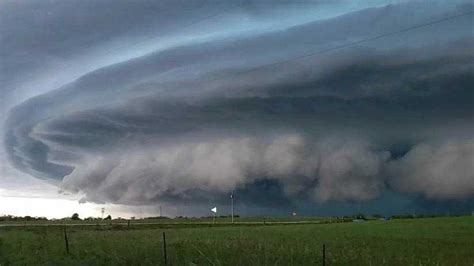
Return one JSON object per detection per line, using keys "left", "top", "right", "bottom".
{"left": 0, "top": 216, "right": 473, "bottom": 265}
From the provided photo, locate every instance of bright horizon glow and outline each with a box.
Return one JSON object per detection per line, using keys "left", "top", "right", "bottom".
{"left": 0, "top": 195, "right": 103, "bottom": 219}
{"left": 0, "top": 195, "right": 165, "bottom": 219}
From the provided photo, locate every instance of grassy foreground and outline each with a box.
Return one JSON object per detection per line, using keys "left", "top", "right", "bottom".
{"left": 0, "top": 216, "right": 473, "bottom": 265}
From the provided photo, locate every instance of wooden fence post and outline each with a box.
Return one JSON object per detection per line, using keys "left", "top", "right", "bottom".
{"left": 162, "top": 231, "right": 168, "bottom": 265}
{"left": 64, "top": 227, "right": 70, "bottom": 254}
{"left": 322, "top": 243, "right": 326, "bottom": 266}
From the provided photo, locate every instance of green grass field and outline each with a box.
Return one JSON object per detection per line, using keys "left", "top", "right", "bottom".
{"left": 1, "top": 216, "right": 473, "bottom": 265}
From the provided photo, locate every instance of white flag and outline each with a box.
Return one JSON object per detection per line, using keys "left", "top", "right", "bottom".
{"left": 211, "top": 207, "right": 217, "bottom": 213}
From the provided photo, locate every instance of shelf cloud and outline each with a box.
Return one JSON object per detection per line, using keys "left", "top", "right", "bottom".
{"left": 2, "top": 0, "right": 473, "bottom": 209}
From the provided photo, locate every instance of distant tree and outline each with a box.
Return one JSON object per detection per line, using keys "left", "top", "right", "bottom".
{"left": 71, "top": 213, "right": 80, "bottom": 220}
{"left": 0, "top": 215, "right": 47, "bottom": 222}
{"left": 352, "top": 213, "right": 366, "bottom": 220}
{"left": 84, "top": 217, "right": 101, "bottom": 221}
{"left": 104, "top": 215, "right": 112, "bottom": 220}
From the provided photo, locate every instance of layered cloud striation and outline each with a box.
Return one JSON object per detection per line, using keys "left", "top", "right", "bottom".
{"left": 3, "top": 0, "right": 474, "bottom": 208}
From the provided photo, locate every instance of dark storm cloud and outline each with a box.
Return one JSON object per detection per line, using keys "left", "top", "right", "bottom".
{"left": 3, "top": 0, "right": 474, "bottom": 209}
{"left": 0, "top": 0, "right": 363, "bottom": 104}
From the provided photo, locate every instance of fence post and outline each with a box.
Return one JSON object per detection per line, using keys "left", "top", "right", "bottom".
{"left": 64, "top": 227, "right": 70, "bottom": 254}
{"left": 322, "top": 243, "right": 326, "bottom": 266}
{"left": 128, "top": 220, "right": 131, "bottom": 229}
{"left": 162, "top": 231, "right": 168, "bottom": 265}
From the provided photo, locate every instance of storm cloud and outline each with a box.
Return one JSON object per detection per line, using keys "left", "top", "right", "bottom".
{"left": 2, "top": 0, "right": 473, "bottom": 211}
{"left": 388, "top": 139, "right": 474, "bottom": 200}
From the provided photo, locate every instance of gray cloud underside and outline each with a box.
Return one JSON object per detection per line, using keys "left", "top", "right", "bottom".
{"left": 4, "top": 0, "right": 474, "bottom": 206}
{"left": 2, "top": 0, "right": 407, "bottom": 106}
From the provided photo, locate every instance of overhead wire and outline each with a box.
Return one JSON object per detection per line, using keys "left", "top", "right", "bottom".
{"left": 5, "top": 8, "right": 473, "bottom": 88}
{"left": 232, "top": 10, "right": 473, "bottom": 77}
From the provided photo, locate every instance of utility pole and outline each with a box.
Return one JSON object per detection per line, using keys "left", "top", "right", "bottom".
{"left": 231, "top": 190, "right": 234, "bottom": 224}
{"left": 159, "top": 206, "right": 162, "bottom": 217}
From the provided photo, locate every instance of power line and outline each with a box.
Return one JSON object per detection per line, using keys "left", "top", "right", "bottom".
{"left": 233, "top": 11, "right": 473, "bottom": 77}
{"left": 91, "top": 3, "right": 231, "bottom": 61}
{"left": 5, "top": 3, "right": 234, "bottom": 86}
{"left": 6, "top": 9, "right": 472, "bottom": 89}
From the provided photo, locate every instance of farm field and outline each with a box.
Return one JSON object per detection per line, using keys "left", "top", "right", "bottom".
{"left": 0, "top": 216, "right": 473, "bottom": 265}
{"left": 0, "top": 216, "right": 329, "bottom": 226}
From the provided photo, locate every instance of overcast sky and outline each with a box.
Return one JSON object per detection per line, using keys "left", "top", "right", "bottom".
{"left": 1, "top": 0, "right": 473, "bottom": 218}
